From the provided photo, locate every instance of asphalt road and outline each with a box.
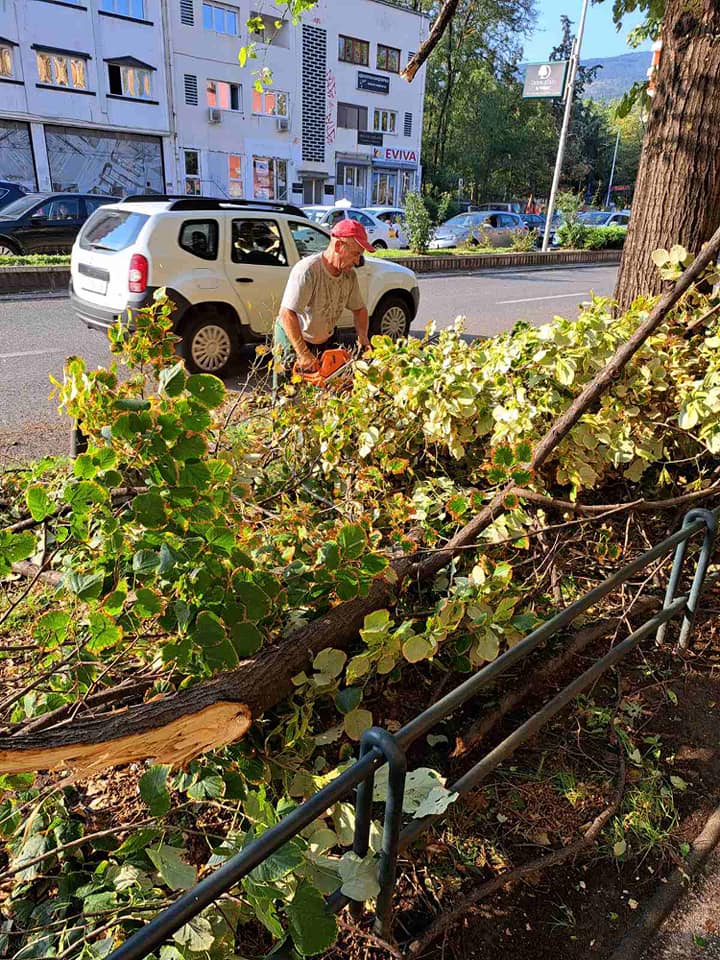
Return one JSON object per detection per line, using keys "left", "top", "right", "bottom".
{"left": 0, "top": 264, "right": 617, "bottom": 463}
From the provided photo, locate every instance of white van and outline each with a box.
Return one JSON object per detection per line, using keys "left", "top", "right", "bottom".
{"left": 70, "top": 197, "right": 420, "bottom": 376}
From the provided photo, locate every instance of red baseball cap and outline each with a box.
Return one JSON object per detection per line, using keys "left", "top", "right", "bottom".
{"left": 330, "top": 217, "right": 374, "bottom": 251}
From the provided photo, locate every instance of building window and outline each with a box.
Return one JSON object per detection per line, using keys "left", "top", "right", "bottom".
{"left": 0, "top": 45, "right": 13, "bottom": 79}
{"left": 252, "top": 157, "right": 287, "bottom": 201}
{"left": 107, "top": 61, "right": 153, "bottom": 99}
{"left": 184, "top": 74, "right": 198, "bottom": 105}
{"left": 337, "top": 102, "right": 367, "bottom": 130}
{"left": 373, "top": 108, "right": 397, "bottom": 135}
{"left": 338, "top": 35, "right": 369, "bottom": 66}
{"left": 373, "top": 170, "right": 397, "bottom": 206}
{"left": 184, "top": 149, "right": 201, "bottom": 194}
{"left": 36, "top": 51, "right": 87, "bottom": 90}
{"left": 202, "top": 1, "right": 238, "bottom": 35}
{"left": 228, "top": 155, "right": 243, "bottom": 197}
{"left": 207, "top": 79, "right": 241, "bottom": 111}
{"left": 249, "top": 10, "right": 289, "bottom": 48}
{"left": 376, "top": 44, "right": 400, "bottom": 73}
{"left": 404, "top": 112, "right": 412, "bottom": 137}
{"left": 252, "top": 89, "right": 288, "bottom": 118}
{"left": 100, "top": 0, "right": 145, "bottom": 17}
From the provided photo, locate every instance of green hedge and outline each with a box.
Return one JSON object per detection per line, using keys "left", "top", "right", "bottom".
{"left": 0, "top": 254, "right": 71, "bottom": 266}
{"left": 556, "top": 223, "right": 626, "bottom": 250}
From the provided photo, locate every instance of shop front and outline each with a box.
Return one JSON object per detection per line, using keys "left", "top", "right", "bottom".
{"left": 335, "top": 153, "right": 371, "bottom": 207}
{"left": 371, "top": 147, "right": 419, "bottom": 206}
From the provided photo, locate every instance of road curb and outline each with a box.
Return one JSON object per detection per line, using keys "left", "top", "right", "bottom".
{"left": 383, "top": 249, "right": 622, "bottom": 274}
{"left": 608, "top": 802, "right": 720, "bottom": 960}
{"left": 0, "top": 265, "right": 70, "bottom": 295}
{"left": 0, "top": 250, "right": 621, "bottom": 295}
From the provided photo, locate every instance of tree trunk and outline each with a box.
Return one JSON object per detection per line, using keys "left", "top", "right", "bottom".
{"left": 614, "top": 0, "right": 720, "bottom": 309}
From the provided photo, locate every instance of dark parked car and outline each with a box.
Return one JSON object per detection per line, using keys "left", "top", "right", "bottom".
{"left": 0, "top": 180, "right": 27, "bottom": 212}
{"left": 520, "top": 212, "right": 561, "bottom": 246}
{"left": 0, "top": 193, "right": 113, "bottom": 255}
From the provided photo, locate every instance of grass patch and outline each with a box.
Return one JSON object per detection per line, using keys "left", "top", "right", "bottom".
{"left": 0, "top": 254, "right": 71, "bottom": 267}
{"left": 370, "top": 245, "right": 513, "bottom": 259}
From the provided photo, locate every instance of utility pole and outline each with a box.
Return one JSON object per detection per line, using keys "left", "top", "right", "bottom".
{"left": 605, "top": 130, "right": 621, "bottom": 208}
{"left": 541, "top": 0, "right": 591, "bottom": 252}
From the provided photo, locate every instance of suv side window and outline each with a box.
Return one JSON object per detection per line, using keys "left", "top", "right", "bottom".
{"left": 35, "top": 198, "right": 81, "bottom": 220}
{"left": 499, "top": 214, "right": 517, "bottom": 227}
{"left": 289, "top": 220, "right": 329, "bottom": 258}
{"left": 349, "top": 210, "right": 374, "bottom": 228}
{"left": 612, "top": 214, "right": 629, "bottom": 226}
{"left": 231, "top": 218, "right": 287, "bottom": 266}
{"left": 327, "top": 209, "right": 345, "bottom": 227}
{"left": 179, "top": 219, "right": 219, "bottom": 260}
{"left": 85, "top": 198, "right": 111, "bottom": 216}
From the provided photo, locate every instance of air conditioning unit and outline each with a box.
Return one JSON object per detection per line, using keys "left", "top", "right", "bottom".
{"left": 208, "top": 107, "right": 222, "bottom": 124}
{"left": 277, "top": 116, "right": 289, "bottom": 132}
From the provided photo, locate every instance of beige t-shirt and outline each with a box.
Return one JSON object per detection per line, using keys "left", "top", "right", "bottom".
{"left": 280, "top": 253, "right": 364, "bottom": 344}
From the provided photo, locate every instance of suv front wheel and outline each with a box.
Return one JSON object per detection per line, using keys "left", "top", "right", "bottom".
{"left": 181, "top": 305, "right": 240, "bottom": 376}
{"left": 369, "top": 294, "right": 411, "bottom": 339}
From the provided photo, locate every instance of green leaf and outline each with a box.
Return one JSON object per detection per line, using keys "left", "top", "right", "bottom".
{"left": 286, "top": 880, "right": 338, "bottom": 956}
{"left": 250, "top": 839, "right": 303, "bottom": 883}
{"left": 147, "top": 844, "right": 197, "bottom": 891}
{"left": 402, "top": 634, "right": 434, "bottom": 663}
{"left": 186, "top": 374, "right": 226, "bottom": 408}
{"left": 555, "top": 356, "right": 577, "bottom": 386}
{"left": 172, "top": 435, "right": 207, "bottom": 461}
{"left": 34, "top": 611, "right": 71, "bottom": 648}
{"left": 73, "top": 453, "right": 97, "bottom": 480}
{"left": 193, "top": 610, "right": 225, "bottom": 645}
{"left": 334, "top": 687, "right": 362, "bottom": 715}
{"left": 313, "top": 648, "right": 347, "bottom": 678}
{"left": 230, "top": 620, "right": 264, "bottom": 657}
{"left": 235, "top": 580, "right": 272, "bottom": 620}
{"left": 318, "top": 540, "right": 340, "bottom": 570}
{"left": 65, "top": 570, "right": 105, "bottom": 600}
{"left": 360, "top": 553, "right": 389, "bottom": 575}
{"left": 159, "top": 362, "right": 187, "bottom": 397}
{"left": 337, "top": 851, "right": 380, "bottom": 901}
{"left": 139, "top": 764, "right": 171, "bottom": 816}
{"left": 173, "top": 916, "right": 214, "bottom": 952}
{"left": 187, "top": 775, "right": 225, "bottom": 800}
{"left": 133, "top": 550, "right": 161, "bottom": 575}
{"left": 343, "top": 708, "right": 373, "bottom": 741}
{"left": 132, "top": 492, "right": 167, "bottom": 528}
{"left": 337, "top": 524, "right": 366, "bottom": 560}
{"left": 87, "top": 612, "right": 123, "bottom": 652}
{"left": 0, "top": 530, "right": 36, "bottom": 575}
{"left": 25, "top": 486, "right": 55, "bottom": 522}
{"left": 134, "top": 587, "right": 163, "bottom": 618}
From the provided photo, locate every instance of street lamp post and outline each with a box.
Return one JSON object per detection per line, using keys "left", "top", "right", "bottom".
{"left": 541, "top": 0, "right": 591, "bottom": 253}
{"left": 605, "top": 130, "right": 621, "bottom": 208}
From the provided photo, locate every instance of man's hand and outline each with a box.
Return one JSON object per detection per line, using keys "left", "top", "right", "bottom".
{"left": 357, "top": 334, "right": 371, "bottom": 351}
{"left": 296, "top": 350, "right": 320, "bottom": 373}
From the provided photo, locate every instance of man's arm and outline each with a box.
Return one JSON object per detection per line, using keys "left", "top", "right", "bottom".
{"left": 279, "top": 307, "right": 319, "bottom": 371}
{"left": 353, "top": 307, "right": 370, "bottom": 349}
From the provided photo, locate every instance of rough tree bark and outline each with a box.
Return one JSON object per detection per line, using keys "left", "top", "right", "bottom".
{"left": 614, "top": 0, "right": 720, "bottom": 309}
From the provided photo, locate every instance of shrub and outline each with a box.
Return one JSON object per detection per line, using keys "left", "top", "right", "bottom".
{"left": 583, "top": 226, "right": 627, "bottom": 250}
{"left": 511, "top": 229, "right": 538, "bottom": 252}
{"left": 404, "top": 192, "right": 433, "bottom": 254}
{"left": 556, "top": 221, "right": 590, "bottom": 249}
{"left": 0, "top": 254, "right": 71, "bottom": 266}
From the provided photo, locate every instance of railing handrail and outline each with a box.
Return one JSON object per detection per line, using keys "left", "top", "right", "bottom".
{"left": 107, "top": 507, "right": 718, "bottom": 960}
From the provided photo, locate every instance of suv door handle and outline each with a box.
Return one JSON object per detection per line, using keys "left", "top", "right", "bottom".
{"left": 235, "top": 277, "right": 254, "bottom": 283}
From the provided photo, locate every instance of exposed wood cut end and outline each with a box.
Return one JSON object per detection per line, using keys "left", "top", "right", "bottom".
{"left": 0, "top": 700, "right": 251, "bottom": 777}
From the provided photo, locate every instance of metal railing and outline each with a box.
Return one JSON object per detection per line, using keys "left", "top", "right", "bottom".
{"left": 108, "top": 506, "right": 718, "bottom": 960}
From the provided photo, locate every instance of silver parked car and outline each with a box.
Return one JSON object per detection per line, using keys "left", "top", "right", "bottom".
{"left": 429, "top": 210, "right": 527, "bottom": 250}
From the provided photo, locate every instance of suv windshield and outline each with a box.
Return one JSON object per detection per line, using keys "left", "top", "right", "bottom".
{"left": 303, "top": 208, "right": 327, "bottom": 224}
{"left": 79, "top": 209, "right": 149, "bottom": 252}
{"left": 0, "top": 194, "right": 47, "bottom": 219}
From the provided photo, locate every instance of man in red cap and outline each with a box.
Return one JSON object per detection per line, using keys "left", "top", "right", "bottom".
{"left": 275, "top": 217, "right": 374, "bottom": 373}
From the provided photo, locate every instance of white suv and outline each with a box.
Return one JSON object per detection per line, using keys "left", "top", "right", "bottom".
{"left": 70, "top": 197, "right": 420, "bottom": 376}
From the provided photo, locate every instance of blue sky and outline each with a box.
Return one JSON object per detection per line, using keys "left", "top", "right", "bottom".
{"left": 522, "top": 0, "right": 653, "bottom": 62}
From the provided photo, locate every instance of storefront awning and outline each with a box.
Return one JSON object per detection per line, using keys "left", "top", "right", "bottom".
{"left": 335, "top": 153, "right": 372, "bottom": 166}
{"left": 297, "top": 169, "right": 330, "bottom": 178}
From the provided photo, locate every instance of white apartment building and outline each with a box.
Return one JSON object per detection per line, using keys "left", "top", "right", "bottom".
{"left": 0, "top": 0, "right": 173, "bottom": 195}
{"left": 0, "top": 0, "right": 427, "bottom": 204}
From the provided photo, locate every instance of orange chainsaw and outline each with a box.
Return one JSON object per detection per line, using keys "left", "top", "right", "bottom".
{"left": 292, "top": 347, "right": 355, "bottom": 390}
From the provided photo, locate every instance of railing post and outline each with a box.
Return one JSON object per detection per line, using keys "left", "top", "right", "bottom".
{"left": 352, "top": 727, "right": 407, "bottom": 938}
{"left": 656, "top": 508, "right": 717, "bottom": 649}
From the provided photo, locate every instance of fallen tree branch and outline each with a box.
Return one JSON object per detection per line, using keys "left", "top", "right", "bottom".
{"left": 512, "top": 481, "right": 720, "bottom": 516}
{"left": 402, "top": 0, "right": 460, "bottom": 82}
{"left": 3, "top": 229, "right": 720, "bottom": 775}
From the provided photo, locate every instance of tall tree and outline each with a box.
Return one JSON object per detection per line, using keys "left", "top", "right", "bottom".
{"left": 613, "top": 0, "right": 720, "bottom": 307}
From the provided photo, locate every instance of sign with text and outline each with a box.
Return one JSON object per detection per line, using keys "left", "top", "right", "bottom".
{"left": 358, "top": 130, "right": 383, "bottom": 146}
{"left": 372, "top": 146, "right": 418, "bottom": 166}
{"left": 357, "top": 71, "right": 390, "bottom": 94}
{"left": 522, "top": 61, "right": 568, "bottom": 99}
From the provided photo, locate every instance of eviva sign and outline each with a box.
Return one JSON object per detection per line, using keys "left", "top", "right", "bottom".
{"left": 372, "top": 147, "right": 418, "bottom": 165}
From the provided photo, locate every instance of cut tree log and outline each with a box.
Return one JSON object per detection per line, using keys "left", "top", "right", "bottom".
{"left": 3, "top": 226, "right": 720, "bottom": 776}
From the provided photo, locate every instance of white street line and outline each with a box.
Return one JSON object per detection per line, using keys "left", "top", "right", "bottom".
{"left": 496, "top": 292, "right": 589, "bottom": 305}
{"left": 0, "top": 348, "right": 64, "bottom": 360}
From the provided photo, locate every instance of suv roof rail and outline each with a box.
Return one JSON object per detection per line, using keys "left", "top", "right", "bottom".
{"left": 166, "top": 197, "right": 308, "bottom": 217}
{"left": 121, "top": 194, "right": 188, "bottom": 203}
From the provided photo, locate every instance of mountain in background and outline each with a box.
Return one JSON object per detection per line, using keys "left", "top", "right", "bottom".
{"left": 581, "top": 50, "right": 651, "bottom": 101}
